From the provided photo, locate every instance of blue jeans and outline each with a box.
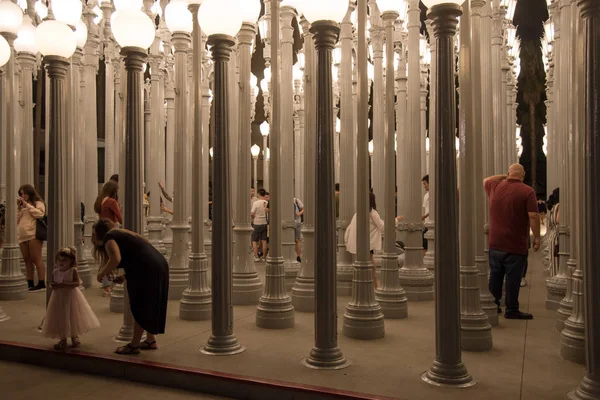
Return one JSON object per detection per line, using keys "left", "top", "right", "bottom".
{"left": 489, "top": 249, "right": 527, "bottom": 313}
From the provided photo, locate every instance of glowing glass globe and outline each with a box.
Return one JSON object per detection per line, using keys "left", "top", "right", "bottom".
{"left": 52, "top": 0, "right": 82, "bottom": 26}
{"left": 421, "top": 0, "right": 462, "bottom": 8}
{"left": 113, "top": 0, "right": 143, "bottom": 11}
{"left": 0, "top": 35, "right": 10, "bottom": 67}
{"left": 165, "top": 0, "right": 193, "bottom": 34}
{"left": 300, "top": 0, "right": 348, "bottom": 23}
{"left": 35, "top": 20, "right": 77, "bottom": 59}
{"left": 0, "top": 0, "right": 24, "bottom": 35}
{"left": 111, "top": 10, "right": 155, "bottom": 49}
{"left": 14, "top": 15, "right": 37, "bottom": 54}
{"left": 198, "top": 0, "right": 242, "bottom": 37}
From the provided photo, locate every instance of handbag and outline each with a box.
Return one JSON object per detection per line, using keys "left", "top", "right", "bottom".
{"left": 35, "top": 215, "right": 47, "bottom": 241}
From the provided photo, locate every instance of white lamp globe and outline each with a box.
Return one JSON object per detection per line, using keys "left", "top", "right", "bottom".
{"left": 300, "top": 0, "right": 348, "bottom": 24}
{"left": 111, "top": 10, "right": 155, "bottom": 49}
{"left": 35, "top": 20, "right": 77, "bottom": 58}
{"left": 0, "top": 35, "right": 10, "bottom": 67}
{"left": 0, "top": 0, "right": 24, "bottom": 35}
{"left": 114, "top": 0, "right": 143, "bottom": 11}
{"left": 198, "top": 0, "right": 242, "bottom": 37}
{"left": 260, "top": 121, "right": 269, "bottom": 137}
{"left": 241, "top": 0, "right": 260, "bottom": 23}
{"left": 52, "top": 0, "right": 82, "bottom": 27}
{"left": 14, "top": 15, "right": 37, "bottom": 54}
{"left": 376, "top": 0, "right": 402, "bottom": 13}
{"left": 187, "top": 0, "right": 204, "bottom": 4}
{"left": 251, "top": 144, "right": 260, "bottom": 157}
{"left": 421, "top": 0, "right": 462, "bottom": 8}
{"left": 165, "top": 0, "right": 193, "bottom": 34}
{"left": 75, "top": 20, "right": 88, "bottom": 49}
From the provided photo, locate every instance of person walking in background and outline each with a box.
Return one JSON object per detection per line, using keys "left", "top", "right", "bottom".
{"left": 344, "top": 192, "right": 403, "bottom": 289}
{"left": 484, "top": 164, "right": 540, "bottom": 320}
{"left": 42, "top": 247, "right": 100, "bottom": 350}
{"left": 17, "top": 184, "right": 47, "bottom": 292}
{"left": 251, "top": 189, "right": 269, "bottom": 262}
{"left": 293, "top": 198, "right": 304, "bottom": 262}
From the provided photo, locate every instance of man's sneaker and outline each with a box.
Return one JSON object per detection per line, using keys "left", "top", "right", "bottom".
{"left": 520, "top": 278, "right": 528, "bottom": 287}
{"left": 504, "top": 311, "right": 533, "bottom": 320}
{"left": 297, "top": 256, "right": 302, "bottom": 263}
{"left": 29, "top": 282, "right": 46, "bottom": 292}
{"left": 254, "top": 256, "right": 261, "bottom": 262}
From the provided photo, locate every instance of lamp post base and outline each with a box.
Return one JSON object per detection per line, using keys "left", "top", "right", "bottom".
{"left": 232, "top": 224, "right": 263, "bottom": 305}
{"left": 0, "top": 243, "right": 28, "bottom": 301}
{"left": 375, "top": 253, "right": 408, "bottom": 319}
{"left": 110, "top": 283, "right": 125, "bottom": 313}
{"left": 478, "top": 255, "right": 498, "bottom": 327}
{"left": 179, "top": 254, "right": 211, "bottom": 321}
{"left": 0, "top": 306, "right": 10, "bottom": 322}
{"left": 301, "top": 347, "right": 350, "bottom": 370}
{"left": 546, "top": 277, "right": 567, "bottom": 311}
{"left": 201, "top": 335, "right": 245, "bottom": 356}
{"left": 256, "top": 257, "right": 295, "bottom": 329}
{"left": 343, "top": 261, "right": 385, "bottom": 340}
{"left": 421, "top": 363, "right": 477, "bottom": 388}
{"left": 169, "top": 224, "right": 190, "bottom": 300}
{"left": 75, "top": 221, "right": 92, "bottom": 288}
{"left": 292, "top": 226, "right": 315, "bottom": 312}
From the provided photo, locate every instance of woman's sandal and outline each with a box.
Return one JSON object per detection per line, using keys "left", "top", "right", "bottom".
{"left": 71, "top": 336, "right": 81, "bottom": 348}
{"left": 140, "top": 340, "right": 158, "bottom": 350}
{"left": 53, "top": 339, "right": 68, "bottom": 350}
{"left": 115, "top": 343, "right": 140, "bottom": 355}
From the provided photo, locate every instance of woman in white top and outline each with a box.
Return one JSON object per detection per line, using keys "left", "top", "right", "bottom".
{"left": 344, "top": 192, "right": 403, "bottom": 288}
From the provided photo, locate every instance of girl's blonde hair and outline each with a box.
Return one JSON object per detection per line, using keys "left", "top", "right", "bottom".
{"left": 55, "top": 247, "right": 77, "bottom": 267}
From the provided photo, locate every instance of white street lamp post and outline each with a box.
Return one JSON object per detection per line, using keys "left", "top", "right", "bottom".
{"left": 251, "top": 144, "right": 260, "bottom": 193}
{"left": 165, "top": 0, "right": 192, "bottom": 301}
{"left": 232, "top": 0, "right": 263, "bottom": 305}
{"left": 255, "top": 0, "right": 295, "bottom": 331}
{"left": 260, "top": 121, "right": 269, "bottom": 189}
{"left": 0, "top": 0, "right": 28, "bottom": 301}
{"left": 375, "top": 0, "right": 408, "bottom": 319}
{"left": 397, "top": 0, "right": 434, "bottom": 301}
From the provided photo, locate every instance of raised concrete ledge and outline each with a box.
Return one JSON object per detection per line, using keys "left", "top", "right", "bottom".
{"left": 0, "top": 340, "right": 398, "bottom": 400}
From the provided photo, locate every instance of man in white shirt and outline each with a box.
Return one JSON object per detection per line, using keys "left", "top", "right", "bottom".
{"left": 422, "top": 175, "right": 430, "bottom": 252}
{"left": 251, "top": 188, "right": 269, "bottom": 261}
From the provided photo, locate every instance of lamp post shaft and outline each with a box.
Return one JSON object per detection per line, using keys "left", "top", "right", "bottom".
{"left": 375, "top": 12, "right": 408, "bottom": 320}
{"left": 422, "top": 3, "right": 475, "bottom": 388}
{"left": 336, "top": 5, "right": 356, "bottom": 297}
{"left": 292, "top": 17, "right": 316, "bottom": 312}
{"left": 301, "top": 19, "right": 349, "bottom": 371}
{"left": 568, "top": 0, "right": 600, "bottom": 398}
{"left": 342, "top": 0, "right": 385, "bottom": 341}
{"left": 202, "top": 34, "right": 244, "bottom": 356}
{"left": 169, "top": 33, "right": 192, "bottom": 300}
{"left": 180, "top": 5, "right": 212, "bottom": 321}
{"left": 0, "top": 33, "right": 27, "bottom": 301}
{"left": 398, "top": 0, "right": 434, "bottom": 301}
{"left": 232, "top": 21, "right": 263, "bottom": 305}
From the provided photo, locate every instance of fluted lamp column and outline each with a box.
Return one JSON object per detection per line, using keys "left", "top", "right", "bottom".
{"left": 421, "top": 0, "right": 476, "bottom": 388}
{"left": 298, "top": 0, "right": 349, "bottom": 370}
{"left": 0, "top": 1, "right": 27, "bottom": 301}
{"left": 342, "top": 0, "right": 385, "bottom": 340}
{"left": 255, "top": 0, "right": 295, "bottom": 330}
{"left": 568, "top": 1, "right": 600, "bottom": 398}
{"left": 110, "top": 3, "right": 155, "bottom": 342}
{"left": 375, "top": 0, "right": 408, "bottom": 319}
{"left": 174, "top": 0, "right": 212, "bottom": 321}
{"left": 251, "top": 145, "right": 260, "bottom": 192}
{"left": 232, "top": 0, "right": 263, "bottom": 305}
{"left": 0, "top": 33, "right": 12, "bottom": 320}
{"left": 199, "top": 0, "right": 245, "bottom": 356}
{"left": 165, "top": 0, "right": 192, "bottom": 301}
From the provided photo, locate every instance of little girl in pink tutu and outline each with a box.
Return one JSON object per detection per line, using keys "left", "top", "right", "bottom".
{"left": 42, "top": 247, "right": 100, "bottom": 350}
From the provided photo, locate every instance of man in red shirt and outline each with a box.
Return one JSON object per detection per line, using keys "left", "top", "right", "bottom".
{"left": 484, "top": 164, "right": 540, "bottom": 320}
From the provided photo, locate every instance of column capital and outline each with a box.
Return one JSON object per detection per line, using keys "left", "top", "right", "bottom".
{"left": 16, "top": 51, "right": 36, "bottom": 70}
{"left": 238, "top": 22, "right": 256, "bottom": 46}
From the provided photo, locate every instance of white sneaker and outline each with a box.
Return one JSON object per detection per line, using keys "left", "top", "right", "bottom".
{"left": 520, "top": 278, "right": 528, "bottom": 287}
{"left": 254, "top": 256, "right": 260, "bottom": 262}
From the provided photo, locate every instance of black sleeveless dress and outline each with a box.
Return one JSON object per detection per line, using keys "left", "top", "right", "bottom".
{"left": 104, "top": 229, "right": 169, "bottom": 334}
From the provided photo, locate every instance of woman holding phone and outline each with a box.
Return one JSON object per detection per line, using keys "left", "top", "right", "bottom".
{"left": 17, "top": 184, "right": 47, "bottom": 292}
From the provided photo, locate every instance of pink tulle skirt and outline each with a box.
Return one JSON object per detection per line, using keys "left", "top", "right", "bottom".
{"left": 42, "top": 287, "right": 100, "bottom": 339}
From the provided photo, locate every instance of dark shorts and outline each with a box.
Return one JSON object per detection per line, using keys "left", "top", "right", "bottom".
{"left": 252, "top": 224, "right": 268, "bottom": 242}
{"left": 423, "top": 227, "right": 429, "bottom": 250}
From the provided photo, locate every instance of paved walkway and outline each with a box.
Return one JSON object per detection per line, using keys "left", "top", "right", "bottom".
{"left": 1, "top": 361, "right": 232, "bottom": 400}
{"left": 0, "top": 251, "right": 585, "bottom": 399}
